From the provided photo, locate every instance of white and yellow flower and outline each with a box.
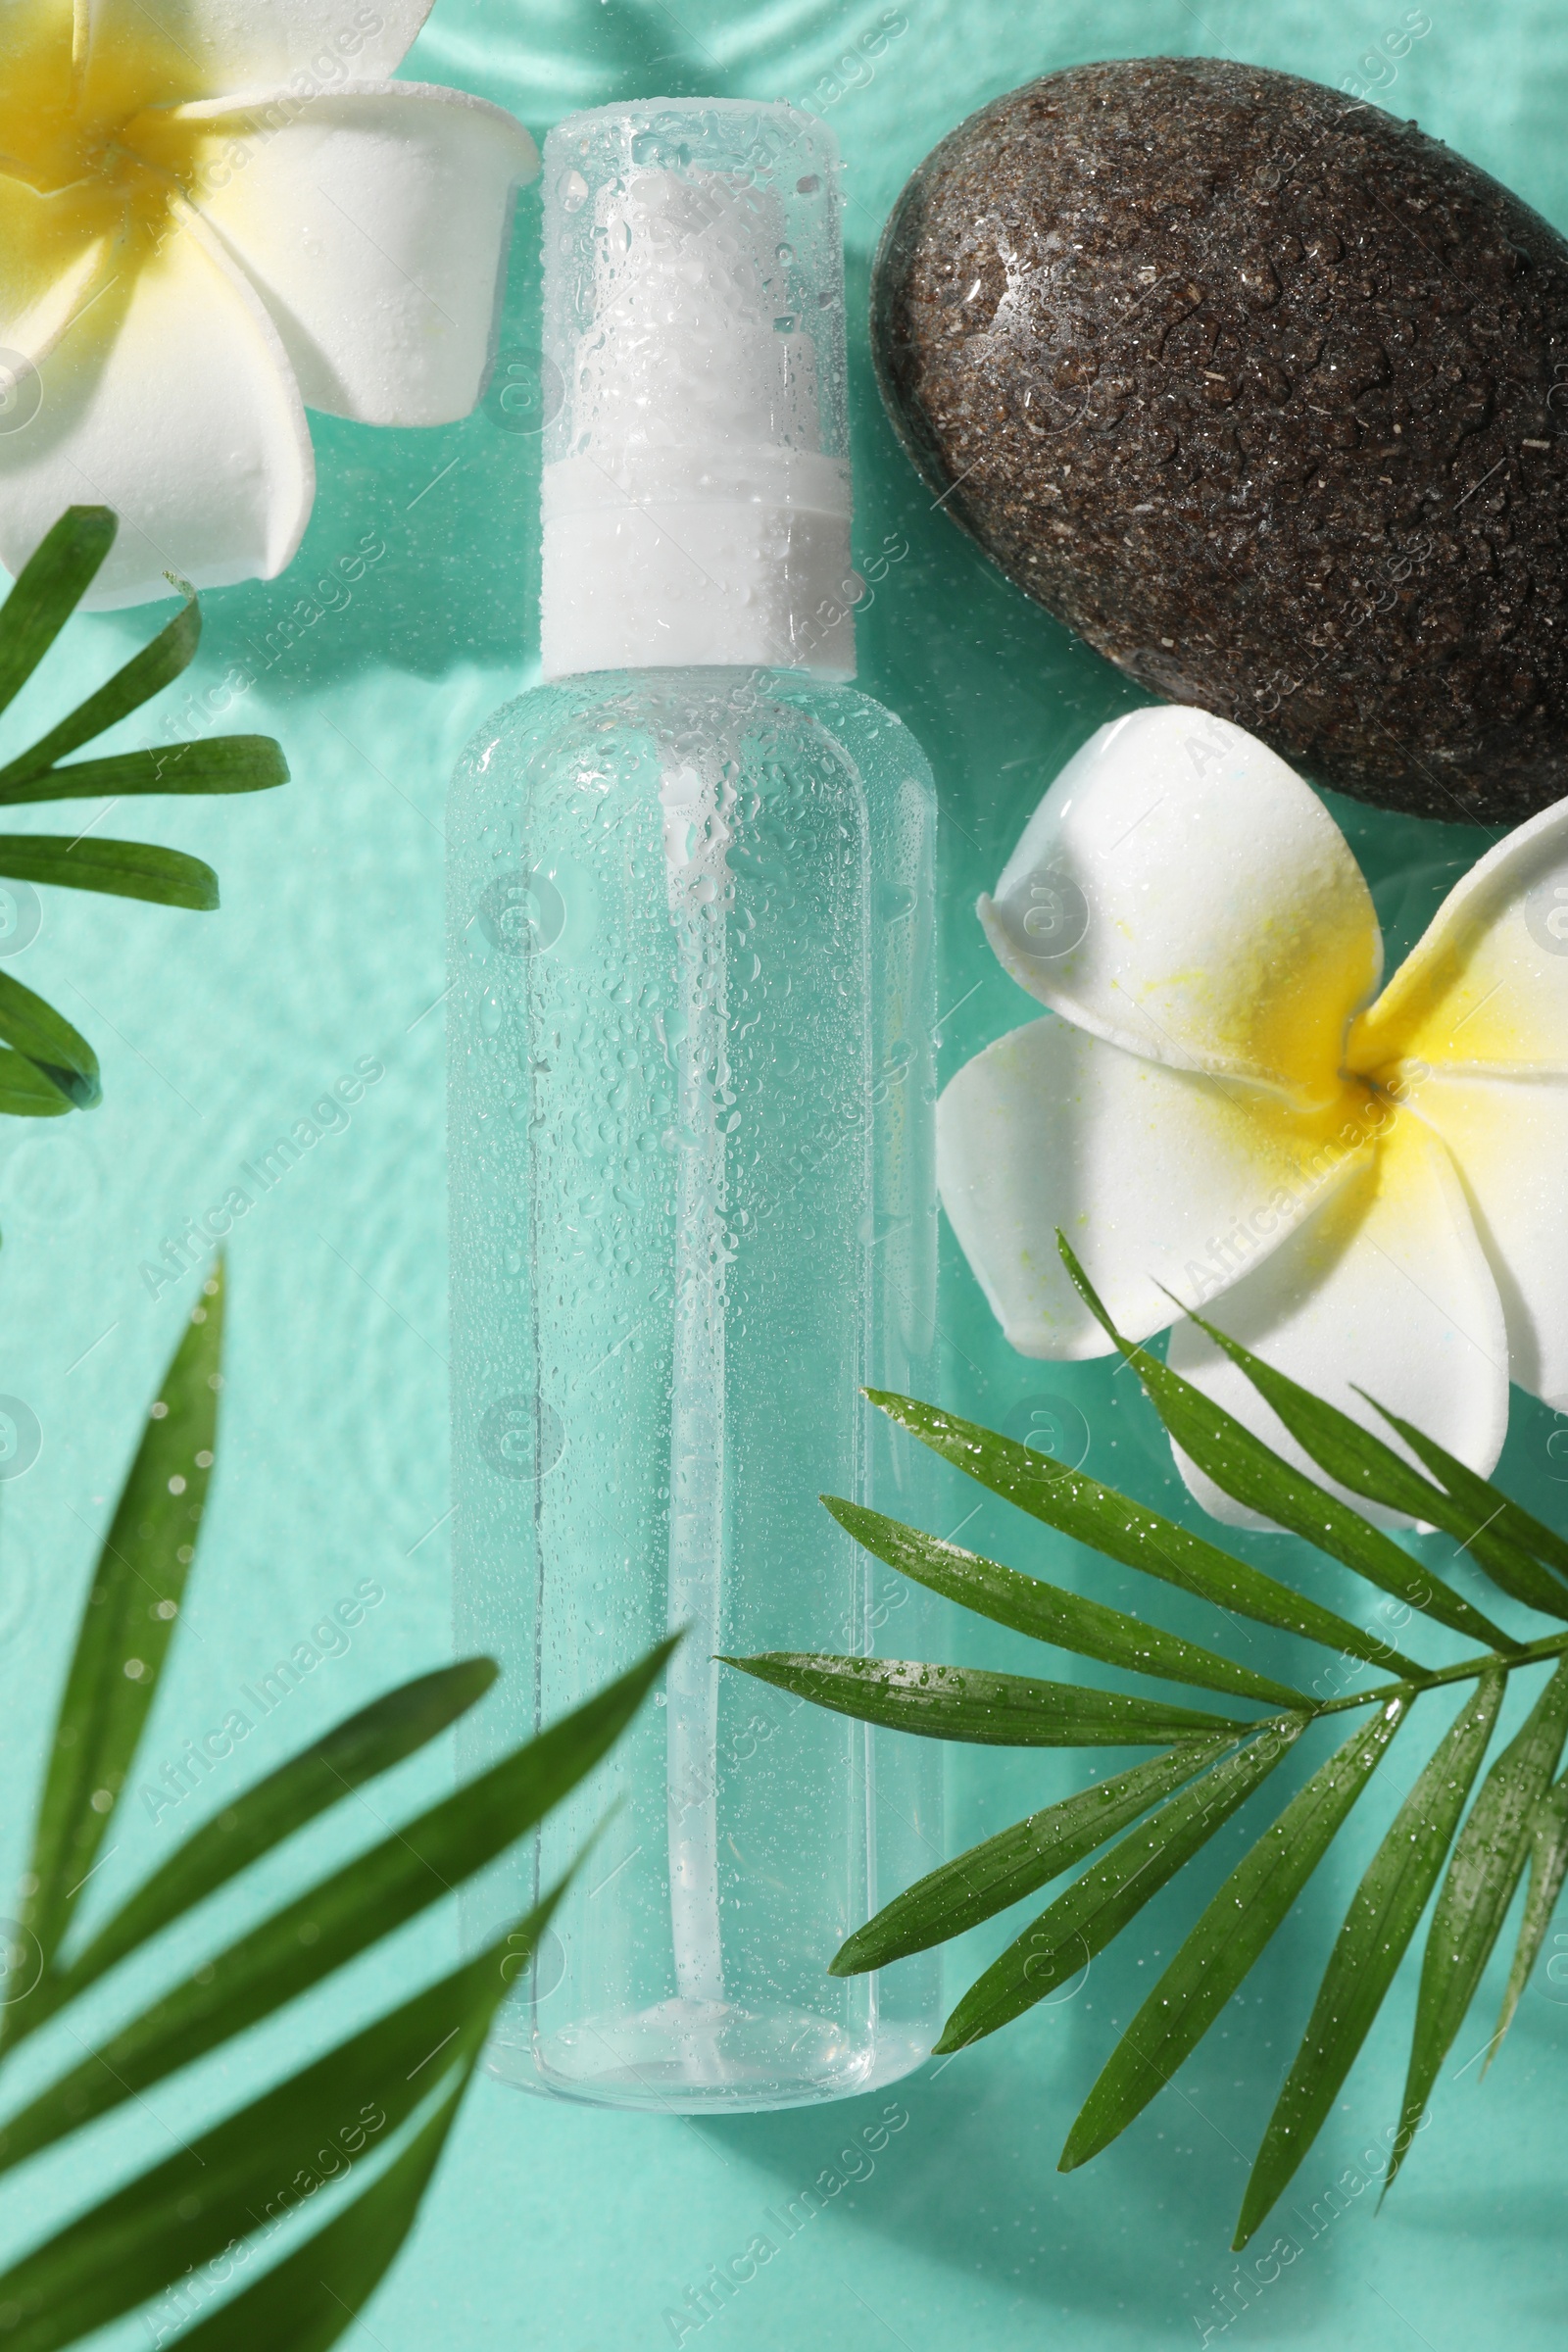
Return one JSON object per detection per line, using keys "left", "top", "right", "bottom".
{"left": 0, "top": 0, "right": 536, "bottom": 606}
{"left": 940, "top": 704, "right": 1568, "bottom": 1524}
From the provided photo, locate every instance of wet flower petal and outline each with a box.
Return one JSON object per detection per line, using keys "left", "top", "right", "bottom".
{"left": 980, "top": 705, "right": 1381, "bottom": 1107}
{"left": 0, "top": 204, "right": 313, "bottom": 608}
{"left": 1352, "top": 794, "right": 1568, "bottom": 1079}
{"left": 142, "top": 84, "right": 537, "bottom": 425}
{"left": 1404, "top": 1070, "right": 1568, "bottom": 1406}
{"left": 0, "top": 0, "right": 532, "bottom": 601}
{"left": 937, "top": 1013, "right": 1369, "bottom": 1359}
{"left": 1168, "top": 1114, "right": 1509, "bottom": 1527}
{"left": 77, "top": 0, "right": 433, "bottom": 105}
{"left": 944, "top": 707, "right": 1567, "bottom": 1526}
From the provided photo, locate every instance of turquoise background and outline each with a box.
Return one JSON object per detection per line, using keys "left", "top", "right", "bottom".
{"left": 5, "top": 3, "right": 1568, "bottom": 2346}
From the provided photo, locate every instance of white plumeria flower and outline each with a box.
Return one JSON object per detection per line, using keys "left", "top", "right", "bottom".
{"left": 0, "top": 0, "right": 537, "bottom": 607}
{"left": 939, "top": 704, "right": 1568, "bottom": 1528}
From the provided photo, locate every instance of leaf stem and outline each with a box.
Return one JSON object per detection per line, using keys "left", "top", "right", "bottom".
{"left": 1313, "top": 1626, "right": 1568, "bottom": 1718}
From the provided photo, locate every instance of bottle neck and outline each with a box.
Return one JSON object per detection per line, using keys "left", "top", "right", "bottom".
{"left": 539, "top": 449, "right": 857, "bottom": 683}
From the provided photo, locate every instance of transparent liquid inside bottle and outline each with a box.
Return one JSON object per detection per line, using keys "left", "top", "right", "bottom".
{"left": 449, "top": 666, "right": 942, "bottom": 2110}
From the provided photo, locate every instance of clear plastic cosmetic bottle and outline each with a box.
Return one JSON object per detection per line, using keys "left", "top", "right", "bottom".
{"left": 448, "top": 99, "right": 941, "bottom": 2111}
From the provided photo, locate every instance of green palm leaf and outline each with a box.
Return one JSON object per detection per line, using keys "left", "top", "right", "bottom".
{"left": 0, "top": 1046, "right": 73, "bottom": 1117}
{"left": 0, "top": 505, "right": 287, "bottom": 1136}
{"left": 867, "top": 1393, "right": 1416, "bottom": 1672}
{"left": 1057, "top": 1238, "right": 1516, "bottom": 1652}
{"left": 746, "top": 1229, "right": 1568, "bottom": 2225}
{"left": 0, "top": 508, "right": 117, "bottom": 716}
{"left": 0, "top": 591, "right": 201, "bottom": 786}
{"left": 823, "top": 1495, "right": 1309, "bottom": 1707}
{"left": 0, "top": 1923, "right": 536, "bottom": 2352}
{"left": 0, "top": 835, "right": 220, "bottom": 909}
{"left": 831, "top": 1738, "right": 1235, "bottom": 1975}
{"left": 1362, "top": 1390, "right": 1568, "bottom": 1587}
{"left": 1388, "top": 1656, "right": 1568, "bottom": 2189}
{"left": 56, "top": 1659, "right": 500, "bottom": 2001}
{"left": 1235, "top": 1670, "right": 1504, "bottom": 2245}
{"left": 0, "top": 737, "right": 289, "bottom": 805}
{"left": 164, "top": 2063, "right": 475, "bottom": 2352}
{"left": 11, "top": 1271, "right": 222, "bottom": 1991}
{"left": 934, "top": 1719, "right": 1305, "bottom": 2052}
{"left": 1060, "top": 1696, "right": 1410, "bottom": 2171}
{"left": 721, "top": 1651, "right": 1249, "bottom": 1744}
{"left": 0, "top": 1644, "right": 669, "bottom": 2174}
{"left": 1491, "top": 1770, "right": 1568, "bottom": 2059}
{"left": 0, "top": 969, "right": 100, "bottom": 1110}
{"left": 1187, "top": 1306, "right": 1568, "bottom": 1622}
{"left": 0, "top": 1280, "right": 664, "bottom": 2349}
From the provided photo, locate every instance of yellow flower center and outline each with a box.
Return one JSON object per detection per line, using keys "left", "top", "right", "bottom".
{"left": 1244, "top": 1063, "right": 1396, "bottom": 1189}
{"left": 0, "top": 11, "right": 202, "bottom": 289}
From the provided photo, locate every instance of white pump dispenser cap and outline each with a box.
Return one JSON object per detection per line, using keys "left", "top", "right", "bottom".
{"left": 539, "top": 101, "right": 856, "bottom": 681}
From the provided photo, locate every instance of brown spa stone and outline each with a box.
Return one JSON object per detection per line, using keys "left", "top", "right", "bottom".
{"left": 871, "top": 57, "right": 1568, "bottom": 823}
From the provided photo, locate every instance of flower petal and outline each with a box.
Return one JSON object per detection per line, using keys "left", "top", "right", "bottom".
{"left": 0, "top": 206, "right": 313, "bottom": 609}
{"left": 79, "top": 0, "right": 432, "bottom": 105}
{"left": 1351, "top": 794, "right": 1568, "bottom": 1078}
{"left": 134, "top": 84, "right": 537, "bottom": 425}
{"left": 937, "top": 1015, "right": 1370, "bottom": 1359}
{"left": 1406, "top": 1070, "right": 1568, "bottom": 1407}
{"left": 0, "top": 0, "right": 71, "bottom": 109}
{"left": 0, "top": 174, "right": 116, "bottom": 363}
{"left": 1168, "top": 1112, "right": 1509, "bottom": 1528}
{"left": 979, "top": 706, "right": 1381, "bottom": 1106}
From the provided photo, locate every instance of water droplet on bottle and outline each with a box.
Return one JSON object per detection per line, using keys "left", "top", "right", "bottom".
{"left": 562, "top": 169, "right": 589, "bottom": 213}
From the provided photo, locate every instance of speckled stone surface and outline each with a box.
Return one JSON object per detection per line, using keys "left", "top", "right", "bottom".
{"left": 871, "top": 56, "right": 1568, "bottom": 822}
